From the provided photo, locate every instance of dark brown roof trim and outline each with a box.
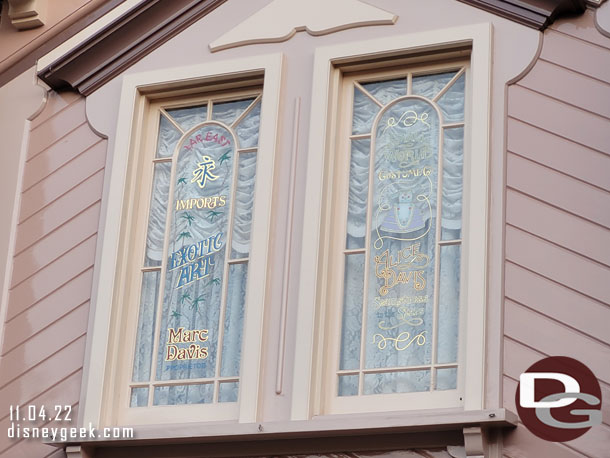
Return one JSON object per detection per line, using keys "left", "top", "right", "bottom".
{"left": 39, "top": 0, "right": 227, "bottom": 96}
{"left": 456, "top": 0, "right": 586, "bottom": 30}
{"left": 0, "top": 0, "right": 125, "bottom": 88}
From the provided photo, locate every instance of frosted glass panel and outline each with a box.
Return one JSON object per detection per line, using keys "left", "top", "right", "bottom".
{"left": 231, "top": 152, "right": 257, "bottom": 259}
{"left": 365, "top": 99, "right": 439, "bottom": 371}
{"left": 352, "top": 87, "right": 380, "bottom": 135}
{"left": 361, "top": 78, "right": 406, "bottom": 105}
{"left": 235, "top": 101, "right": 261, "bottom": 149}
{"left": 156, "top": 124, "right": 235, "bottom": 385}
{"left": 132, "top": 271, "right": 160, "bottom": 382}
{"left": 156, "top": 114, "right": 182, "bottom": 158}
{"left": 437, "top": 73, "right": 465, "bottom": 123}
{"left": 339, "top": 254, "right": 364, "bottom": 371}
{"left": 338, "top": 375, "right": 359, "bottom": 396}
{"left": 220, "top": 263, "right": 248, "bottom": 377}
{"left": 219, "top": 382, "right": 239, "bottom": 403}
{"left": 364, "top": 370, "right": 430, "bottom": 394}
{"left": 144, "top": 162, "right": 171, "bottom": 267}
{"left": 346, "top": 139, "right": 370, "bottom": 249}
{"left": 436, "top": 245, "right": 460, "bottom": 364}
{"left": 130, "top": 387, "right": 148, "bottom": 407}
{"left": 153, "top": 384, "right": 214, "bottom": 406}
{"left": 167, "top": 105, "right": 208, "bottom": 132}
{"left": 441, "top": 127, "right": 464, "bottom": 240}
{"left": 436, "top": 367, "right": 457, "bottom": 390}
{"left": 212, "top": 98, "right": 255, "bottom": 126}
{"left": 412, "top": 71, "right": 458, "bottom": 100}
{"left": 339, "top": 70, "right": 466, "bottom": 397}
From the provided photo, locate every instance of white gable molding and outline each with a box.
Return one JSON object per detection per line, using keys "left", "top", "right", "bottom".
{"left": 209, "top": 0, "right": 397, "bottom": 52}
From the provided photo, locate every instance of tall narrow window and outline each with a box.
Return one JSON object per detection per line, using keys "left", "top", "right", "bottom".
{"left": 130, "top": 93, "right": 262, "bottom": 409}
{"left": 331, "top": 65, "right": 466, "bottom": 410}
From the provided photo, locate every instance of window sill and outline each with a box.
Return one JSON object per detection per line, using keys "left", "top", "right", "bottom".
{"left": 48, "top": 408, "right": 517, "bottom": 453}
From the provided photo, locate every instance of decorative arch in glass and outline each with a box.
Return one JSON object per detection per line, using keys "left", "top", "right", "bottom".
{"left": 338, "top": 69, "right": 466, "bottom": 397}
{"left": 130, "top": 95, "right": 261, "bottom": 407}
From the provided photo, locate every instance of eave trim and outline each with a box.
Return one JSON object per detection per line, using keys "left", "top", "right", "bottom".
{"left": 38, "top": 0, "right": 227, "bottom": 95}
{"left": 456, "top": 0, "right": 586, "bottom": 30}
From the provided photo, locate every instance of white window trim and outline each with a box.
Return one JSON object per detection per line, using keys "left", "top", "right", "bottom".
{"left": 291, "top": 24, "right": 492, "bottom": 420}
{"left": 80, "top": 52, "right": 284, "bottom": 427}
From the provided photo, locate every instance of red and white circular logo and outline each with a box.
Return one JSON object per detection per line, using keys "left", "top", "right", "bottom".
{"left": 516, "top": 356, "right": 602, "bottom": 442}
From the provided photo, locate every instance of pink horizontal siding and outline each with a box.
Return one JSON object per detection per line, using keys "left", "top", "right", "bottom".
{"left": 0, "top": 90, "right": 106, "bottom": 458}
{"left": 14, "top": 170, "right": 104, "bottom": 254}
{"left": 507, "top": 118, "right": 610, "bottom": 191}
{"left": 18, "top": 140, "right": 105, "bottom": 223}
{"left": 11, "top": 203, "right": 101, "bottom": 288}
{"left": 503, "top": 9, "right": 610, "bottom": 458}
{"left": 3, "top": 272, "right": 93, "bottom": 353}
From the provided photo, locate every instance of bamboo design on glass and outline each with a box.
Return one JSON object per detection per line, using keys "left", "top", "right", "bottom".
{"left": 338, "top": 69, "right": 465, "bottom": 397}
{"left": 129, "top": 95, "right": 261, "bottom": 407}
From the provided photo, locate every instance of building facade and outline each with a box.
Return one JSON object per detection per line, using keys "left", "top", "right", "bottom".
{"left": 0, "top": 0, "right": 609, "bottom": 457}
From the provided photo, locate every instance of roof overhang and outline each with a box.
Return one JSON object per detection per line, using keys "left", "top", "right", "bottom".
{"left": 37, "top": 0, "right": 592, "bottom": 94}
{"left": 456, "top": 0, "right": 587, "bottom": 30}
{"left": 38, "top": 0, "right": 227, "bottom": 95}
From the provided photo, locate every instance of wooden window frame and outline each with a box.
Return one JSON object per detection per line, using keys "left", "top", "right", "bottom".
{"left": 324, "top": 61, "right": 470, "bottom": 414}
{"left": 80, "top": 53, "right": 284, "bottom": 428}
{"left": 292, "top": 24, "right": 492, "bottom": 419}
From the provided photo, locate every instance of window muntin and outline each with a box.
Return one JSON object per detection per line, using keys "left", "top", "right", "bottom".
{"left": 129, "top": 94, "right": 261, "bottom": 408}
{"left": 334, "top": 67, "right": 466, "bottom": 401}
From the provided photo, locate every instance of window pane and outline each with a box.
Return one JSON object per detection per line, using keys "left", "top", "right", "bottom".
{"left": 220, "top": 263, "right": 248, "bottom": 377}
{"left": 235, "top": 101, "right": 261, "bottom": 148}
{"left": 132, "top": 271, "right": 160, "bottom": 382}
{"left": 339, "top": 253, "right": 364, "bottom": 371}
{"left": 441, "top": 127, "right": 464, "bottom": 241}
{"left": 156, "top": 124, "right": 235, "bottom": 383}
{"left": 338, "top": 375, "right": 359, "bottom": 396}
{"left": 352, "top": 87, "right": 380, "bottom": 135}
{"left": 130, "top": 387, "right": 149, "bottom": 407}
{"left": 436, "top": 245, "right": 461, "bottom": 364}
{"left": 153, "top": 384, "right": 214, "bottom": 406}
{"left": 436, "top": 367, "right": 457, "bottom": 391}
{"left": 167, "top": 105, "right": 208, "bottom": 132}
{"left": 156, "top": 114, "right": 182, "bottom": 158}
{"left": 212, "top": 98, "right": 255, "bottom": 126}
{"left": 363, "top": 370, "right": 430, "bottom": 394}
{"left": 219, "top": 382, "right": 239, "bottom": 403}
{"left": 361, "top": 78, "right": 406, "bottom": 106}
{"left": 144, "top": 162, "right": 171, "bottom": 267}
{"left": 437, "top": 73, "right": 465, "bottom": 123}
{"left": 231, "top": 152, "right": 257, "bottom": 259}
{"left": 412, "top": 71, "right": 458, "bottom": 100}
{"left": 366, "top": 99, "right": 439, "bottom": 371}
{"left": 346, "top": 139, "right": 370, "bottom": 249}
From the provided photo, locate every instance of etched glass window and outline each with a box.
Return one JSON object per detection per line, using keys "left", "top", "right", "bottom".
{"left": 130, "top": 94, "right": 261, "bottom": 407}
{"left": 338, "top": 70, "right": 465, "bottom": 397}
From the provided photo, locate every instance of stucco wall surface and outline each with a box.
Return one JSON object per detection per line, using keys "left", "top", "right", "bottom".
{"left": 502, "top": 8, "right": 610, "bottom": 458}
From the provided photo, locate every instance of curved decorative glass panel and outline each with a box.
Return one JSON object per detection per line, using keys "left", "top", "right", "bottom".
{"left": 156, "top": 123, "right": 234, "bottom": 384}
{"left": 366, "top": 99, "right": 439, "bottom": 377}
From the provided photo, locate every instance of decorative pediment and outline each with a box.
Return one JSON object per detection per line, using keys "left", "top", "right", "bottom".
{"left": 209, "top": 0, "right": 397, "bottom": 52}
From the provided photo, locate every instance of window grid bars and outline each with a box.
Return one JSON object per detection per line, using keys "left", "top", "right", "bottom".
{"left": 338, "top": 362, "right": 458, "bottom": 376}
{"left": 339, "top": 71, "right": 464, "bottom": 397}
{"left": 212, "top": 145, "right": 243, "bottom": 402}
{"left": 138, "top": 100, "right": 253, "bottom": 407}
